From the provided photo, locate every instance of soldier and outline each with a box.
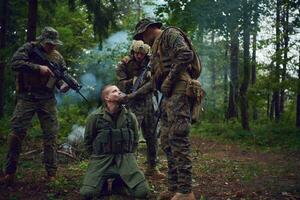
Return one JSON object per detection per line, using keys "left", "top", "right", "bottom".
{"left": 80, "top": 85, "right": 150, "bottom": 200}
{"left": 0, "top": 27, "right": 70, "bottom": 185}
{"left": 115, "top": 40, "right": 165, "bottom": 178}
{"left": 133, "top": 18, "right": 202, "bottom": 200}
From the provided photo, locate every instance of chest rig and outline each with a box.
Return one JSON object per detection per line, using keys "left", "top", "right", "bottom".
{"left": 92, "top": 111, "right": 135, "bottom": 155}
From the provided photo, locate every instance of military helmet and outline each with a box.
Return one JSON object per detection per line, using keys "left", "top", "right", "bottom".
{"left": 133, "top": 18, "right": 162, "bottom": 40}
{"left": 37, "top": 26, "right": 63, "bottom": 45}
{"left": 130, "top": 40, "right": 150, "bottom": 54}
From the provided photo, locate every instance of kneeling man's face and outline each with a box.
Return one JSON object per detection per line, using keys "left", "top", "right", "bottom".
{"left": 105, "top": 86, "right": 124, "bottom": 103}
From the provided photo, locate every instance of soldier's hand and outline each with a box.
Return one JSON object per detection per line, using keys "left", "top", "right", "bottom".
{"left": 161, "top": 78, "right": 173, "bottom": 97}
{"left": 39, "top": 65, "right": 54, "bottom": 76}
{"left": 59, "top": 82, "right": 70, "bottom": 93}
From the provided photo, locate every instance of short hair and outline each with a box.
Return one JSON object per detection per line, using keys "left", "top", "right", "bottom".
{"left": 100, "top": 84, "right": 114, "bottom": 103}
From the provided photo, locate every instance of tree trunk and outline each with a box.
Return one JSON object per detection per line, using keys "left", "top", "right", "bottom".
{"left": 27, "top": 0, "right": 38, "bottom": 42}
{"left": 224, "top": 42, "right": 229, "bottom": 119}
{"left": 252, "top": 0, "right": 259, "bottom": 120}
{"left": 296, "top": 54, "right": 300, "bottom": 127}
{"left": 227, "top": 28, "right": 239, "bottom": 119}
{"left": 240, "top": 0, "right": 250, "bottom": 130}
{"left": 211, "top": 31, "right": 216, "bottom": 110}
{"left": 280, "top": 0, "right": 289, "bottom": 115}
{"left": 0, "top": 0, "right": 8, "bottom": 118}
{"left": 274, "top": 0, "right": 281, "bottom": 122}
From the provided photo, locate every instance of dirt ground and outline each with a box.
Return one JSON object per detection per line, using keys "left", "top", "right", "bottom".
{"left": 0, "top": 135, "right": 299, "bottom": 200}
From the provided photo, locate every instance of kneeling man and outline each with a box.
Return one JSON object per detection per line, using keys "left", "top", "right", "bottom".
{"left": 80, "top": 85, "right": 150, "bottom": 199}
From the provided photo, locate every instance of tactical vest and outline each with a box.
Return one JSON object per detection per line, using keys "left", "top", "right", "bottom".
{"left": 92, "top": 113, "right": 135, "bottom": 155}
{"left": 151, "top": 27, "right": 202, "bottom": 92}
{"left": 16, "top": 42, "right": 62, "bottom": 99}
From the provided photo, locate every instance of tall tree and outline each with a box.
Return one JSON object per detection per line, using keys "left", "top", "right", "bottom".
{"left": 240, "top": 0, "right": 251, "bottom": 130}
{"left": 251, "top": 0, "right": 259, "bottom": 120}
{"left": 0, "top": 0, "right": 9, "bottom": 118}
{"left": 227, "top": 26, "right": 239, "bottom": 119}
{"left": 27, "top": 0, "right": 38, "bottom": 42}
{"left": 279, "top": 0, "right": 290, "bottom": 114}
{"left": 274, "top": 0, "right": 281, "bottom": 122}
{"left": 211, "top": 31, "right": 217, "bottom": 109}
{"left": 297, "top": 54, "right": 300, "bottom": 127}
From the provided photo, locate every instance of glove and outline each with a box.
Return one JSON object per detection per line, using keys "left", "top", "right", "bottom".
{"left": 161, "top": 77, "right": 173, "bottom": 97}
{"left": 120, "top": 92, "right": 136, "bottom": 104}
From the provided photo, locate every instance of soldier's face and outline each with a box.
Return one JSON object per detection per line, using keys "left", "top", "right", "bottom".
{"left": 105, "top": 86, "right": 124, "bottom": 103}
{"left": 43, "top": 43, "right": 57, "bottom": 53}
{"left": 143, "top": 28, "right": 156, "bottom": 46}
{"left": 134, "top": 52, "right": 146, "bottom": 62}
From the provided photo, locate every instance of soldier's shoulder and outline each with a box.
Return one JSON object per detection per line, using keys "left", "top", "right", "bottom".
{"left": 122, "top": 56, "right": 133, "bottom": 64}
{"left": 116, "top": 56, "right": 133, "bottom": 70}
{"left": 162, "top": 27, "right": 186, "bottom": 46}
{"left": 162, "top": 27, "right": 182, "bottom": 38}
{"left": 16, "top": 42, "right": 36, "bottom": 52}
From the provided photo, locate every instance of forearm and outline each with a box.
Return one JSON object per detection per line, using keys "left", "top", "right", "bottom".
{"left": 132, "top": 81, "right": 152, "bottom": 98}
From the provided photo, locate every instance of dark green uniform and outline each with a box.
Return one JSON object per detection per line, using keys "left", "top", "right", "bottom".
{"left": 116, "top": 55, "right": 158, "bottom": 168}
{"left": 80, "top": 106, "right": 149, "bottom": 199}
{"left": 5, "top": 39, "right": 65, "bottom": 177}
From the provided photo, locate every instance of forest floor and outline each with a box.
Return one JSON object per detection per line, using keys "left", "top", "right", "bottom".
{"left": 0, "top": 135, "right": 299, "bottom": 200}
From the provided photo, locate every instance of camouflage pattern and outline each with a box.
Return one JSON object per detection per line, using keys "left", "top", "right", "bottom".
{"left": 133, "top": 18, "right": 162, "bottom": 40}
{"left": 4, "top": 29, "right": 65, "bottom": 177}
{"left": 150, "top": 27, "right": 195, "bottom": 194}
{"left": 37, "top": 26, "right": 63, "bottom": 45}
{"left": 80, "top": 106, "right": 149, "bottom": 199}
{"left": 11, "top": 42, "right": 66, "bottom": 100}
{"left": 115, "top": 55, "right": 159, "bottom": 168}
{"left": 6, "top": 99, "right": 58, "bottom": 176}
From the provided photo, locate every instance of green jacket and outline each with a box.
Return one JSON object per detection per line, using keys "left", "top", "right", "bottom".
{"left": 82, "top": 106, "right": 145, "bottom": 190}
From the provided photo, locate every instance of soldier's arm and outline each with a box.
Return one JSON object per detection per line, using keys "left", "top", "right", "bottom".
{"left": 131, "top": 81, "right": 153, "bottom": 98}
{"left": 11, "top": 42, "right": 41, "bottom": 73}
{"left": 115, "top": 61, "right": 133, "bottom": 93}
{"left": 165, "top": 29, "right": 194, "bottom": 81}
{"left": 84, "top": 114, "right": 98, "bottom": 155}
{"left": 130, "top": 112, "right": 139, "bottom": 152}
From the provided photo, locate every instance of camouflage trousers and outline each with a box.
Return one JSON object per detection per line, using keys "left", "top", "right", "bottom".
{"left": 5, "top": 98, "right": 58, "bottom": 176}
{"left": 160, "top": 93, "right": 192, "bottom": 194}
{"left": 129, "top": 94, "right": 158, "bottom": 167}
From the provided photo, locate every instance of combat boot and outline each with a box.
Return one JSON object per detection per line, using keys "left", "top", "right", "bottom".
{"left": 171, "top": 192, "right": 196, "bottom": 200}
{"left": 0, "top": 173, "right": 16, "bottom": 186}
{"left": 158, "top": 190, "right": 175, "bottom": 200}
{"left": 145, "top": 166, "right": 166, "bottom": 179}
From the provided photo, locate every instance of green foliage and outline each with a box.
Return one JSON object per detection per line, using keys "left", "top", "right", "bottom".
{"left": 192, "top": 120, "right": 300, "bottom": 151}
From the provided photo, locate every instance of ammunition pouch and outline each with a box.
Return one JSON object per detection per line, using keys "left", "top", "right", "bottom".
{"left": 92, "top": 127, "right": 135, "bottom": 155}
{"left": 186, "top": 79, "right": 205, "bottom": 123}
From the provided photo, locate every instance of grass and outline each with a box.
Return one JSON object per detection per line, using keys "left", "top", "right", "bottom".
{"left": 192, "top": 120, "right": 300, "bottom": 151}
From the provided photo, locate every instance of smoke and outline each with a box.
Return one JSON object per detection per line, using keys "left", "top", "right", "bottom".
{"left": 56, "top": 31, "right": 130, "bottom": 106}
{"left": 67, "top": 124, "right": 85, "bottom": 145}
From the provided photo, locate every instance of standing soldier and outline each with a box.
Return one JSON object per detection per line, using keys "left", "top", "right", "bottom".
{"left": 115, "top": 40, "right": 165, "bottom": 178}
{"left": 0, "top": 27, "right": 70, "bottom": 185}
{"left": 133, "top": 19, "right": 202, "bottom": 200}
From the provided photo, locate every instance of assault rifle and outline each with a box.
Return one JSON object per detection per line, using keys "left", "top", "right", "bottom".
{"left": 154, "top": 95, "right": 164, "bottom": 138}
{"left": 131, "top": 58, "right": 151, "bottom": 92}
{"left": 32, "top": 47, "right": 89, "bottom": 103}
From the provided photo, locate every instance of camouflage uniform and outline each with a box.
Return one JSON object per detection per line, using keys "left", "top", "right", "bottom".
{"left": 80, "top": 106, "right": 149, "bottom": 199}
{"left": 134, "top": 19, "right": 200, "bottom": 196}
{"left": 116, "top": 53, "right": 159, "bottom": 169}
{"left": 3, "top": 27, "right": 65, "bottom": 178}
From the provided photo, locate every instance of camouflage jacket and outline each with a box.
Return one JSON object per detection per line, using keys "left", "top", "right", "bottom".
{"left": 11, "top": 42, "right": 66, "bottom": 100}
{"left": 151, "top": 27, "right": 195, "bottom": 91}
{"left": 115, "top": 55, "right": 152, "bottom": 98}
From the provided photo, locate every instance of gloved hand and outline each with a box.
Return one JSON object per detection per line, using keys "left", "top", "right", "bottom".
{"left": 161, "top": 78, "right": 173, "bottom": 97}
{"left": 120, "top": 92, "right": 136, "bottom": 104}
